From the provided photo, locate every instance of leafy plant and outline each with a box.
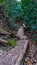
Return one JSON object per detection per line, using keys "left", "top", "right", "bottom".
{"left": 7, "top": 39, "right": 16, "bottom": 47}
{"left": 0, "top": 0, "right": 22, "bottom": 29}
{"left": 21, "top": 0, "right": 37, "bottom": 43}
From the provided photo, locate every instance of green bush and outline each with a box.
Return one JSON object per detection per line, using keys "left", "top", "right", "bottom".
{"left": 0, "top": 0, "right": 22, "bottom": 29}
{"left": 21, "top": 0, "right": 37, "bottom": 43}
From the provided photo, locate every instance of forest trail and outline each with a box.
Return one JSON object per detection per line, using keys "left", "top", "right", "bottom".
{"left": 0, "top": 26, "right": 28, "bottom": 65}
{"left": 0, "top": 25, "right": 37, "bottom": 65}
{"left": 16, "top": 26, "right": 27, "bottom": 39}
{"left": 17, "top": 26, "right": 37, "bottom": 65}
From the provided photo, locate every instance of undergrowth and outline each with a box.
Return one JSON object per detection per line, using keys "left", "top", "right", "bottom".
{"left": 7, "top": 39, "right": 16, "bottom": 47}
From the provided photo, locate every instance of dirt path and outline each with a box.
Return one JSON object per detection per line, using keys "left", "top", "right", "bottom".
{"left": 0, "top": 26, "right": 28, "bottom": 65}
{"left": 0, "top": 25, "right": 37, "bottom": 65}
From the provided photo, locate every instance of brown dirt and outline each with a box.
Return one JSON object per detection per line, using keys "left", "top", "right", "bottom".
{"left": 24, "top": 37, "right": 37, "bottom": 65}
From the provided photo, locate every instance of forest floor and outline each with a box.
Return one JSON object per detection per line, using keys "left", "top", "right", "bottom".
{"left": 24, "top": 35, "right": 37, "bottom": 65}
{"left": 0, "top": 26, "right": 28, "bottom": 65}
{"left": 0, "top": 26, "right": 37, "bottom": 65}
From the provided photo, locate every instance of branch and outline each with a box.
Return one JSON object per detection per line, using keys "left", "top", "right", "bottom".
{"left": 0, "top": 38, "right": 7, "bottom": 46}
{"left": 0, "top": 32, "right": 20, "bottom": 39}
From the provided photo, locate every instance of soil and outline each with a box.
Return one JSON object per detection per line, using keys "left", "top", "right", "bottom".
{"left": 24, "top": 37, "right": 37, "bottom": 65}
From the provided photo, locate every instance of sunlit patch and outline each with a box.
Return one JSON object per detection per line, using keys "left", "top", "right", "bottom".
{"left": 17, "top": 0, "right": 21, "bottom": 2}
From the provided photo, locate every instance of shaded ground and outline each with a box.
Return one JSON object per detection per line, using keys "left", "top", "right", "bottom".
{"left": 0, "top": 26, "right": 28, "bottom": 65}
{"left": 24, "top": 37, "right": 37, "bottom": 65}
{"left": 0, "top": 25, "right": 37, "bottom": 65}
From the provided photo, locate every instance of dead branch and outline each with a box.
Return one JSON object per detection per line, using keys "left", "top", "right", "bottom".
{"left": 0, "top": 32, "right": 20, "bottom": 39}
{"left": 0, "top": 38, "right": 8, "bottom": 46}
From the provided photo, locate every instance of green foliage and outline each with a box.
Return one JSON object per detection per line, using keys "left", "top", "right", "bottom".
{"left": 0, "top": 0, "right": 37, "bottom": 43}
{"left": 21, "top": 0, "right": 37, "bottom": 30}
{"left": 0, "top": 0, "right": 22, "bottom": 28}
{"left": 0, "top": 0, "right": 10, "bottom": 16}
{"left": 21, "top": 0, "right": 37, "bottom": 43}
{"left": 8, "top": 1, "right": 22, "bottom": 28}
{"left": 7, "top": 39, "right": 16, "bottom": 47}
{"left": 21, "top": 0, "right": 31, "bottom": 14}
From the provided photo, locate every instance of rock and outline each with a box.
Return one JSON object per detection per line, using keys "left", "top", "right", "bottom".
{"left": 0, "top": 50, "right": 3, "bottom": 55}
{"left": 25, "top": 58, "right": 28, "bottom": 62}
{"left": 33, "top": 58, "right": 37, "bottom": 63}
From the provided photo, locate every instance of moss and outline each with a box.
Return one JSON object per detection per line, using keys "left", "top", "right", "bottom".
{"left": 7, "top": 39, "right": 16, "bottom": 47}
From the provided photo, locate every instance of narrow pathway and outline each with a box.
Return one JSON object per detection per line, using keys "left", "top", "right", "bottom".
{"left": 0, "top": 26, "right": 28, "bottom": 65}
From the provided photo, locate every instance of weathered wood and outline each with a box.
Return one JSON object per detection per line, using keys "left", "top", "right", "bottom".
{"left": 0, "top": 32, "right": 20, "bottom": 39}
{"left": 0, "top": 38, "right": 7, "bottom": 46}
{"left": 11, "top": 32, "right": 20, "bottom": 39}
{"left": 0, "top": 32, "right": 11, "bottom": 35}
